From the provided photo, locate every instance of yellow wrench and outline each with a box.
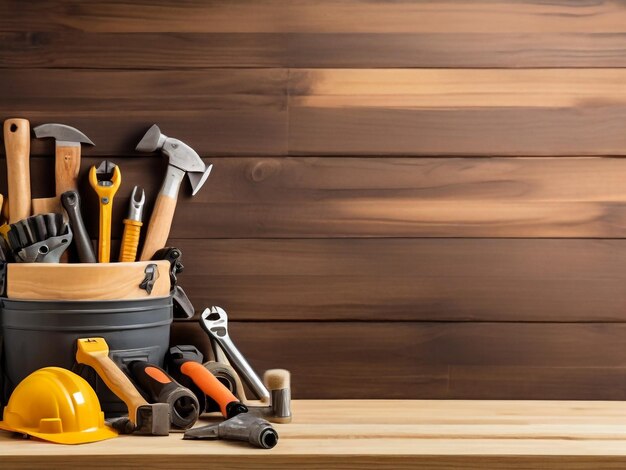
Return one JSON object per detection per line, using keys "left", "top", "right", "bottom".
{"left": 89, "top": 161, "right": 121, "bottom": 263}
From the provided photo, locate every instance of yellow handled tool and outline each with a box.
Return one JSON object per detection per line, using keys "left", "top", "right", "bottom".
{"left": 89, "top": 161, "right": 121, "bottom": 263}
{"left": 76, "top": 338, "right": 169, "bottom": 435}
{"left": 119, "top": 186, "right": 145, "bottom": 262}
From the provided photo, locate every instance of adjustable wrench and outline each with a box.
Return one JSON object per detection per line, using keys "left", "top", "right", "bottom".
{"left": 200, "top": 306, "right": 270, "bottom": 402}
{"left": 89, "top": 161, "right": 121, "bottom": 263}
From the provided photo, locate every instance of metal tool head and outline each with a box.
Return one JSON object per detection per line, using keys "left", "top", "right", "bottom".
{"left": 183, "top": 413, "right": 278, "bottom": 449}
{"left": 200, "top": 306, "right": 229, "bottom": 338}
{"left": 33, "top": 123, "right": 94, "bottom": 147}
{"left": 135, "top": 124, "right": 211, "bottom": 195}
{"left": 94, "top": 160, "right": 119, "bottom": 184}
{"left": 128, "top": 186, "right": 145, "bottom": 221}
{"left": 134, "top": 403, "right": 170, "bottom": 436}
{"left": 89, "top": 161, "right": 121, "bottom": 201}
{"left": 60, "top": 190, "right": 80, "bottom": 209}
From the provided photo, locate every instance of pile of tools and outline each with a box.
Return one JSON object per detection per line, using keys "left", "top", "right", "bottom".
{"left": 1, "top": 118, "right": 212, "bottom": 265}
{"left": 0, "top": 118, "right": 291, "bottom": 448}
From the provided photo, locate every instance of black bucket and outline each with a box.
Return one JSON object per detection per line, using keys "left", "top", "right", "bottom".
{"left": 0, "top": 296, "right": 173, "bottom": 415}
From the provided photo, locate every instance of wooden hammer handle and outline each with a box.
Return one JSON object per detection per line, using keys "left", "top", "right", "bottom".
{"left": 4, "top": 118, "right": 31, "bottom": 223}
{"left": 55, "top": 144, "right": 81, "bottom": 196}
{"left": 75, "top": 338, "right": 147, "bottom": 425}
{"left": 139, "top": 193, "right": 177, "bottom": 261}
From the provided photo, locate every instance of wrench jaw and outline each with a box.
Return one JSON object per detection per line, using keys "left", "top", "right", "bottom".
{"left": 95, "top": 161, "right": 121, "bottom": 189}
{"left": 200, "top": 306, "right": 229, "bottom": 338}
{"left": 200, "top": 306, "right": 270, "bottom": 402}
{"left": 89, "top": 160, "right": 122, "bottom": 263}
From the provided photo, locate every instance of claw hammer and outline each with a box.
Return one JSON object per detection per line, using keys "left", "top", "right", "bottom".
{"left": 135, "top": 125, "right": 212, "bottom": 260}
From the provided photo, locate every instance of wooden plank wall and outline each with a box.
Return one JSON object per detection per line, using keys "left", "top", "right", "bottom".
{"left": 2, "top": 1, "right": 626, "bottom": 399}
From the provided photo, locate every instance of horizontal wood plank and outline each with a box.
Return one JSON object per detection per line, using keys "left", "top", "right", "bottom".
{"left": 172, "top": 321, "right": 626, "bottom": 399}
{"left": 6, "top": 69, "right": 626, "bottom": 156}
{"left": 171, "top": 238, "right": 626, "bottom": 322}
{"left": 289, "top": 69, "right": 626, "bottom": 156}
{"left": 2, "top": 1, "right": 626, "bottom": 34}
{"left": 14, "top": 156, "right": 626, "bottom": 239}
{"left": 0, "top": 69, "right": 287, "bottom": 156}
{"left": 5, "top": 32, "right": 626, "bottom": 68}
{"left": 8, "top": 400, "right": 626, "bottom": 469}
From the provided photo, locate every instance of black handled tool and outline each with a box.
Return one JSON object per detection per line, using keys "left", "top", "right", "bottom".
{"left": 61, "top": 190, "right": 96, "bottom": 263}
{"left": 152, "top": 247, "right": 194, "bottom": 318}
{"left": 128, "top": 361, "right": 200, "bottom": 431}
{"left": 7, "top": 214, "right": 72, "bottom": 263}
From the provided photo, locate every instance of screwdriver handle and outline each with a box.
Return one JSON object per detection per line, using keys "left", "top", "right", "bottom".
{"left": 129, "top": 361, "right": 178, "bottom": 401}
{"left": 129, "top": 361, "right": 200, "bottom": 430}
{"left": 120, "top": 219, "right": 142, "bottom": 262}
{"left": 177, "top": 359, "right": 246, "bottom": 418}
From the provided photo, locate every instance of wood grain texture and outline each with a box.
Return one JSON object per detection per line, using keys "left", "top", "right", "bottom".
{"left": 6, "top": 69, "right": 626, "bottom": 156}
{"left": 8, "top": 400, "right": 626, "bottom": 469}
{"left": 2, "top": 1, "right": 626, "bottom": 33}
{"left": 169, "top": 238, "right": 626, "bottom": 322}
{"left": 171, "top": 321, "right": 626, "bottom": 399}
{"left": 6, "top": 32, "right": 626, "bottom": 68}
{"left": 14, "top": 155, "right": 626, "bottom": 239}
{"left": 0, "top": 69, "right": 287, "bottom": 156}
{"left": 289, "top": 69, "right": 626, "bottom": 156}
{"left": 2, "top": 0, "right": 626, "bottom": 403}
{"left": 6, "top": 261, "right": 171, "bottom": 300}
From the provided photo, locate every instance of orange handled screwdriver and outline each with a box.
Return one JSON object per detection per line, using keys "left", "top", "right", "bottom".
{"left": 119, "top": 186, "right": 145, "bottom": 262}
{"left": 168, "top": 345, "right": 248, "bottom": 419}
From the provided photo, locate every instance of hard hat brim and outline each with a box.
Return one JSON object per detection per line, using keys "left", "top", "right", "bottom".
{"left": 0, "top": 421, "right": 118, "bottom": 445}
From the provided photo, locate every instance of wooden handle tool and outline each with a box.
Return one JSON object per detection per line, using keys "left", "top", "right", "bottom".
{"left": 140, "top": 191, "right": 177, "bottom": 261}
{"left": 4, "top": 118, "right": 31, "bottom": 223}
{"left": 76, "top": 338, "right": 169, "bottom": 435}
{"left": 32, "top": 123, "right": 94, "bottom": 217}
{"left": 135, "top": 125, "right": 212, "bottom": 260}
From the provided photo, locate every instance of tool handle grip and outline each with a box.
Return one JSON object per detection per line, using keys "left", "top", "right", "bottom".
{"left": 4, "top": 119, "right": 31, "bottom": 223}
{"left": 98, "top": 200, "right": 113, "bottom": 262}
{"left": 179, "top": 360, "right": 240, "bottom": 418}
{"left": 61, "top": 191, "right": 97, "bottom": 263}
{"left": 140, "top": 193, "right": 177, "bottom": 261}
{"left": 55, "top": 145, "right": 81, "bottom": 196}
{"left": 76, "top": 338, "right": 147, "bottom": 425}
{"left": 128, "top": 361, "right": 177, "bottom": 402}
{"left": 120, "top": 219, "right": 142, "bottom": 262}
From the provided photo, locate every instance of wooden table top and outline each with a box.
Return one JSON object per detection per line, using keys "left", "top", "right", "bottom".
{"left": 4, "top": 399, "right": 626, "bottom": 469}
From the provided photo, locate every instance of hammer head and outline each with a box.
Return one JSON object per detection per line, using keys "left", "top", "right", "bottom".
{"left": 33, "top": 123, "right": 94, "bottom": 147}
{"left": 134, "top": 403, "right": 170, "bottom": 436}
{"left": 135, "top": 124, "right": 212, "bottom": 196}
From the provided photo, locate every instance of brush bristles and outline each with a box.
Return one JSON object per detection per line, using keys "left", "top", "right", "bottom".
{"left": 264, "top": 368, "right": 290, "bottom": 390}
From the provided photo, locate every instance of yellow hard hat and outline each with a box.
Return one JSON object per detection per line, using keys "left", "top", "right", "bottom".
{"left": 0, "top": 367, "right": 118, "bottom": 444}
